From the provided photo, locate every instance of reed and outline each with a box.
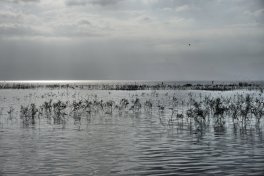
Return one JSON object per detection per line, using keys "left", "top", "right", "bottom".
{"left": 3, "top": 90, "right": 261, "bottom": 130}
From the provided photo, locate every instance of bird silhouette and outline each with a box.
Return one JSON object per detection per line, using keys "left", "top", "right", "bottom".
{"left": 189, "top": 43, "right": 191, "bottom": 46}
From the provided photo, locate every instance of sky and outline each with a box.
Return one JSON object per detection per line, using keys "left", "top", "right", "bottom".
{"left": 0, "top": 0, "right": 263, "bottom": 81}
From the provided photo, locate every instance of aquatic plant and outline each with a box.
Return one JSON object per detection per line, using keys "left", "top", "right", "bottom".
{"left": 9, "top": 89, "right": 263, "bottom": 132}
{"left": 130, "top": 98, "right": 142, "bottom": 112}
{"left": 20, "top": 104, "right": 38, "bottom": 125}
{"left": 53, "top": 100, "right": 67, "bottom": 124}
{"left": 144, "top": 100, "right": 152, "bottom": 112}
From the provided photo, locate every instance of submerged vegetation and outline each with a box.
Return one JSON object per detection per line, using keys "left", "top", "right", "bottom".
{"left": 1, "top": 87, "right": 263, "bottom": 176}
{"left": 0, "top": 90, "right": 261, "bottom": 134}
{"left": 0, "top": 83, "right": 264, "bottom": 176}
{"left": 0, "top": 80, "right": 263, "bottom": 137}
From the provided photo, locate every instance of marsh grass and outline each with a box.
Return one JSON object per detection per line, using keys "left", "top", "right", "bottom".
{"left": 1, "top": 89, "right": 263, "bottom": 134}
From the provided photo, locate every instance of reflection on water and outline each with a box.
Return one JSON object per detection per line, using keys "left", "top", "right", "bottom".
{"left": 0, "top": 114, "right": 263, "bottom": 176}
{"left": 0, "top": 88, "right": 264, "bottom": 175}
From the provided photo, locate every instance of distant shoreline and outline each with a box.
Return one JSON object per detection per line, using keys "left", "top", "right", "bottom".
{"left": 0, "top": 80, "right": 263, "bottom": 91}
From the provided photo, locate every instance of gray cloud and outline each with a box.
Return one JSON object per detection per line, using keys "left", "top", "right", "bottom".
{"left": 0, "top": 0, "right": 263, "bottom": 80}
{"left": 65, "top": 0, "right": 123, "bottom": 6}
{"left": 1, "top": 0, "right": 40, "bottom": 3}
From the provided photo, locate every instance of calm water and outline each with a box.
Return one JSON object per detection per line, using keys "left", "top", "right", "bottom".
{"left": 1, "top": 116, "right": 264, "bottom": 176}
{"left": 0, "top": 87, "right": 264, "bottom": 175}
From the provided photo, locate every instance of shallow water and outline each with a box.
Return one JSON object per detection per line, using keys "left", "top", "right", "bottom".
{"left": 0, "top": 89, "right": 264, "bottom": 175}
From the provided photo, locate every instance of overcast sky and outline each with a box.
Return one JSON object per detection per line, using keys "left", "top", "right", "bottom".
{"left": 0, "top": 0, "right": 263, "bottom": 80}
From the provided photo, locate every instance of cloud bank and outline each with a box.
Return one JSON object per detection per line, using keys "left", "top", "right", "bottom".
{"left": 0, "top": 0, "right": 263, "bottom": 80}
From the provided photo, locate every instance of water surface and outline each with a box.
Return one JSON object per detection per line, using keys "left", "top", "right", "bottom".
{"left": 0, "top": 88, "right": 264, "bottom": 175}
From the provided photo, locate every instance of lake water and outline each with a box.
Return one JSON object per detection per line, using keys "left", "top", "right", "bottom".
{"left": 0, "top": 86, "right": 264, "bottom": 175}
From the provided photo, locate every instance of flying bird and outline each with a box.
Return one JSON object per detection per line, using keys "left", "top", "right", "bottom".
{"left": 189, "top": 43, "right": 191, "bottom": 46}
